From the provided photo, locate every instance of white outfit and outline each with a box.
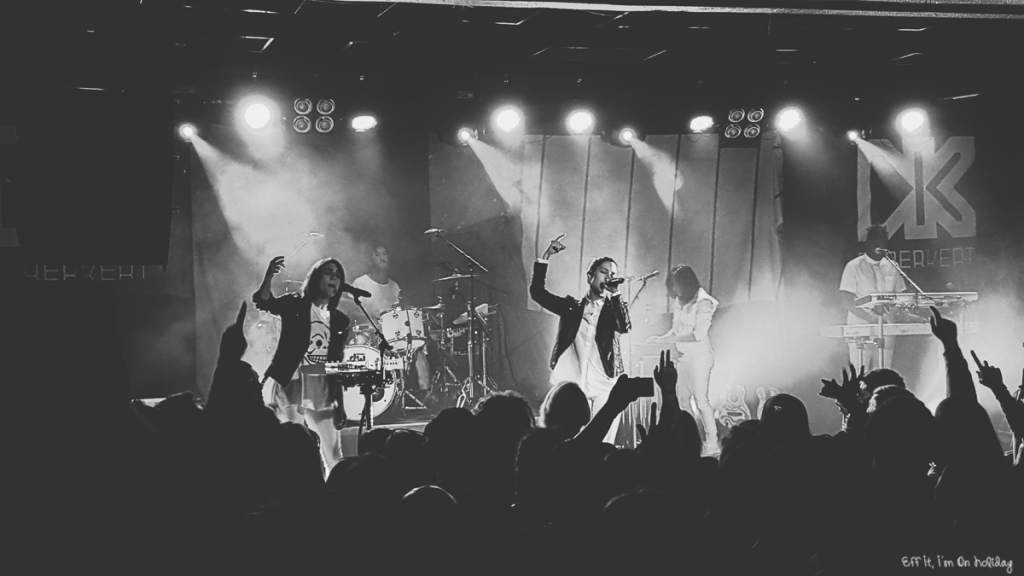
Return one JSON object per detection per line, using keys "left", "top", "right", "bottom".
{"left": 351, "top": 274, "right": 401, "bottom": 320}
{"left": 839, "top": 254, "right": 906, "bottom": 370}
{"left": 668, "top": 288, "right": 719, "bottom": 451}
{"left": 550, "top": 295, "right": 620, "bottom": 445}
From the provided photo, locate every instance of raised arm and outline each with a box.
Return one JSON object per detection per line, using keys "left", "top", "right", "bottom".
{"left": 930, "top": 306, "right": 977, "bottom": 403}
{"left": 253, "top": 256, "right": 288, "bottom": 315}
{"left": 971, "top": 351, "right": 1024, "bottom": 443}
{"left": 529, "top": 235, "right": 573, "bottom": 315}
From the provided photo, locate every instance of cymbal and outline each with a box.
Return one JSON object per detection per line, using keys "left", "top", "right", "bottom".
{"left": 420, "top": 303, "right": 450, "bottom": 310}
{"left": 432, "top": 274, "right": 476, "bottom": 282}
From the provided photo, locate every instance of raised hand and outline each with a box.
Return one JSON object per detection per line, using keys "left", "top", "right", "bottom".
{"left": 819, "top": 363, "right": 864, "bottom": 401}
{"left": 929, "top": 306, "right": 958, "bottom": 345}
{"left": 653, "top": 350, "right": 677, "bottom": 393}
{"left": 636, "top": 401, "right": 658, "bottom": 445}
{"left": 542, "top": 234, "right": 567, "bottom": 259}
{"left": 219, "top": 301, "right": 249, "bottom": 361}
{"left": 264, "top": 255, "right": 285, "bottom": 281}
{"left": 970, "top": 350, "right": 1006, "bottom": 391}
{"left": 607, "top": 374, "right": 642, "bottom": 412}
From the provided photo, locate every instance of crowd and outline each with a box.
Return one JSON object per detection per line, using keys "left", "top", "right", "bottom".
{"left": 8, "top": 280, "right": 1022, "bottom": 574}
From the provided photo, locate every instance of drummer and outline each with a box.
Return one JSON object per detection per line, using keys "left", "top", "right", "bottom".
{"left": 349, "top": 243, "right": 431, "bottom": 393}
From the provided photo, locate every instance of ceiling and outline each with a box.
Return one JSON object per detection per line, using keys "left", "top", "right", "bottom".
{"left": 8, "top": 0, "right": 1024, "bottom": 132}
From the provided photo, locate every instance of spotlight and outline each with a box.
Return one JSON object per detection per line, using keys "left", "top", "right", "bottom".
{"left": 775, "top": 107, "right": 803, "bottom": 132}
{"left": 619, "top": 128, "right": 636, "bottom": 143}
{"left": 566, "top": 109, "right": 595, "bottom": 135}
{"left": 178, "top": 124, "right": 196, "bottom": 140}
{"left": 315, "top": 116, "right": 334, "bottom": 133}
{"left": 690, "top": 115, "right": 714, "bottom": 133}
{"left": 898, "top": 108, "right": 926, "bottom": 132}
{"left": 743, "top": 124, "right": 761, "bottom": 138}
{"left": 244, "top": 102, "right": 272, "bottom": 130}
{"left": 294, "top": 98, "right": 312, "bottom": 115}
{"left": 293, "top": 116, "right": 311, "bottom": 133}
{"left": 316, "top": 99, "right": 336, "bottom": 116}
{"left": 727, "top": 109, "right": 746, "bottom": 123}
{"left": 457, "top": 127, "right": 477, "bottom": 143}
{"left": 351, "top": 115, "right": 377, "bottom": 132}
{"left": 747, "top": 108, "right": 765, "bottom": 123}
{"left": 724, "top": 124, "right": 742, "bottom": 139}
{"left": 846, "top": 130, "right": 860, "bottom": 141}
{"left": 494, "top": 106, "right": 522, "bottom": 132}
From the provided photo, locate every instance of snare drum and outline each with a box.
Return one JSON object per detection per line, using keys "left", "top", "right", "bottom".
{"left": 334, "top": 345, "right": 402, "bottom": 419}
{"left": 380, "top": 306, "right": 427, "bottom": 351}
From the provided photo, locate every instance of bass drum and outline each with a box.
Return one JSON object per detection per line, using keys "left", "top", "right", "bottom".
{"left": 339, "top": 345, "right": 402, "bottom": 421}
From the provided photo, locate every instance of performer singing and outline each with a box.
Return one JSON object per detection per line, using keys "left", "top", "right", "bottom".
{"left": 839, "top": 224, "right": 907, "bottom": 370}
{"left": 255, "top": 256, "right": 351, "bottom": 471}
{"left": 530, "top": 235, "right": 631, "bottom": 444}
{"left": 647, "top": 265, "right": 720, "bottom": 456}
{"left": 349, "top": 243, "right": 430, "bottom": 394}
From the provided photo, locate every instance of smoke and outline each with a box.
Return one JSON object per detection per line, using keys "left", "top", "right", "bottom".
{"left": 631, "top": 138, "right": 683, "bottom": 210}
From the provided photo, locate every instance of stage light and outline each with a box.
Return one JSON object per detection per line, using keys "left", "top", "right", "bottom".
{"left": 293, "top": 116, "right": 311, "bottom": 133}
{"left": 747, "top": 108, "right": 765, "bottom": 123}
{"left": 620, "top": 128, "right": 636, "bottom": 143}
{"left": 743, "top": 124, "right": 761, "bottom": 138}
{"left": 316, "top": 99, "right": 336, "bottom": 115}
{"left": 567, "top": 109, "right": 595, "bottom": 134}
{"left": 315, "top": 116, "right": 334, "bottom": 133}
{"left": 351, "top": 115, "right": 377, "bottom": 132}
{"left": 847, "top": 130, "right": 860, "bottom": 141}
{"left": 724, "top": 124, "right": 742, "bottom": 138}
{"left": 727, "top": 109, "right": 746, "bottom": 123}
{"left": 294, "top": 98, "right": 312, "bottom": 115}
{"left": 494, "top": 107, "right": 522, "bottom": 132}
{"left": 690, "top": 115, "right": 714, "bottom": 133}
{"left": 898, "top": 108, "right": 926, "bottom": 132}
{"left": 244, "top": 102, "right": 272, "bottom": 129}
{"left": 457, "top": 127, "right": 477, "bottom": 143}
{"left": 776, "top": 107, "right": 803, "bottom": 132}
{"left": 178, "top": 124, "right": 196, "bottom": 140}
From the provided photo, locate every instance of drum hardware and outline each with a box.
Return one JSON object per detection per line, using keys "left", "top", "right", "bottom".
{"left": 426, "top": 228, "right": 490, "bottom": 404}
{"left": 350, "top": 295, "right": 398, "bottom": 434}
{"left": 398, "top": 333, "right": 429, "bottom": 411}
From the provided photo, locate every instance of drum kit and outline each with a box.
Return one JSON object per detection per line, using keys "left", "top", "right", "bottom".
{"left": 329, "top": 229, "right": 502, "bottom": 427}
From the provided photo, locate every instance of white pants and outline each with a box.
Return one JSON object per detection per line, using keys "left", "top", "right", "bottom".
{"left": 676, "top": 350, "right": 718, "bottom": 448}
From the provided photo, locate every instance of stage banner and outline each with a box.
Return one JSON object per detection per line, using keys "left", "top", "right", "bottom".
{"left": 856, "top": 135, "right": 977, "bottom": 290}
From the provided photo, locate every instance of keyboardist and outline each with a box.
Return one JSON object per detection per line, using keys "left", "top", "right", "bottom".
{"left": 838, "top": 225, "right": 908, "bottom": 370}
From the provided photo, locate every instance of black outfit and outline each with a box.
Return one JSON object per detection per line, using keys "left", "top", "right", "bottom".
{"left": 529, "top": 261, "right": 631, "bottom": 378}
{"left": 252, "top": 290, "right": 351, "bottom": 389}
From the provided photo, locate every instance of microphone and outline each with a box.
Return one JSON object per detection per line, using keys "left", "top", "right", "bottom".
{"left": 607, "top": 278, "right": 627, "bottom": 287}
{"left": 424, "top": 228, "right": 445, "bottom": 236}
{"left": 341, "top": 283, "right": 372, "bottom": 299}
{"left": 637, "top": 270, "right": 659, "bottom": 282}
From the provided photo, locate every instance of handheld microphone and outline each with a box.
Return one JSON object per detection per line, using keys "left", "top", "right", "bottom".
{"left": 637, "top": 270, "right": 659, "bottom": 282}
{"left": 424, "top": 228, "right": 445, "bottom": 236}
{"left": 341, "top": 283, "right": 372, "bottom": 299}
{"left": 607, "top": 278, "right": 627, "bottom": 287}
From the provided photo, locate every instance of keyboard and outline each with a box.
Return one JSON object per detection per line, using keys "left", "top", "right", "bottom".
{"left": 855, "top": 292, "right": 978, "bottom": 311}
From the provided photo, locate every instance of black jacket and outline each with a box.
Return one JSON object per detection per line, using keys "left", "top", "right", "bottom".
{"left": 252, "top": 291, "right": 351, "bottom": 386}
{"left": 529, "top": 261, "right": 631, "bottom": 378}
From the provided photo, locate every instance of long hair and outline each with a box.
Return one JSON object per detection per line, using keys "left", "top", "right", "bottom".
{"left": 666, "top": 264, "right": 701, "bottom": 303}
{"left": 301, "top": 257, "right": 345, "bottom": 309}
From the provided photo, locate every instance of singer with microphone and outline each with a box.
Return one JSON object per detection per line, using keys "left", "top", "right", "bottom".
{"left": 530, "top": 235, "right": 631, "bottom": 445}
{"left": 646, "top": 265, "right": 721, "bottom": 456}
{"left": 253, "top": 255, "right": 353, "bottom": 472}
{"left": 838, "top": 224, "right": 908, "bottom": 371}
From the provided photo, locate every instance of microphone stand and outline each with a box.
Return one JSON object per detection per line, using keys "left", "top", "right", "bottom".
{"left": 629, "top": 277, "right": 653, "bottom": 309}
{"left": 434, "top": 232, "right": 489, "bottom": 405}
{"left": 353, "top": 296, "right": 392, "bottom": 435}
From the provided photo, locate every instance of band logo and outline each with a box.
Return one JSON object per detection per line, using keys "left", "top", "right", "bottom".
{"left": 857, "top": 136, "right": 975, "bottom": 241}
